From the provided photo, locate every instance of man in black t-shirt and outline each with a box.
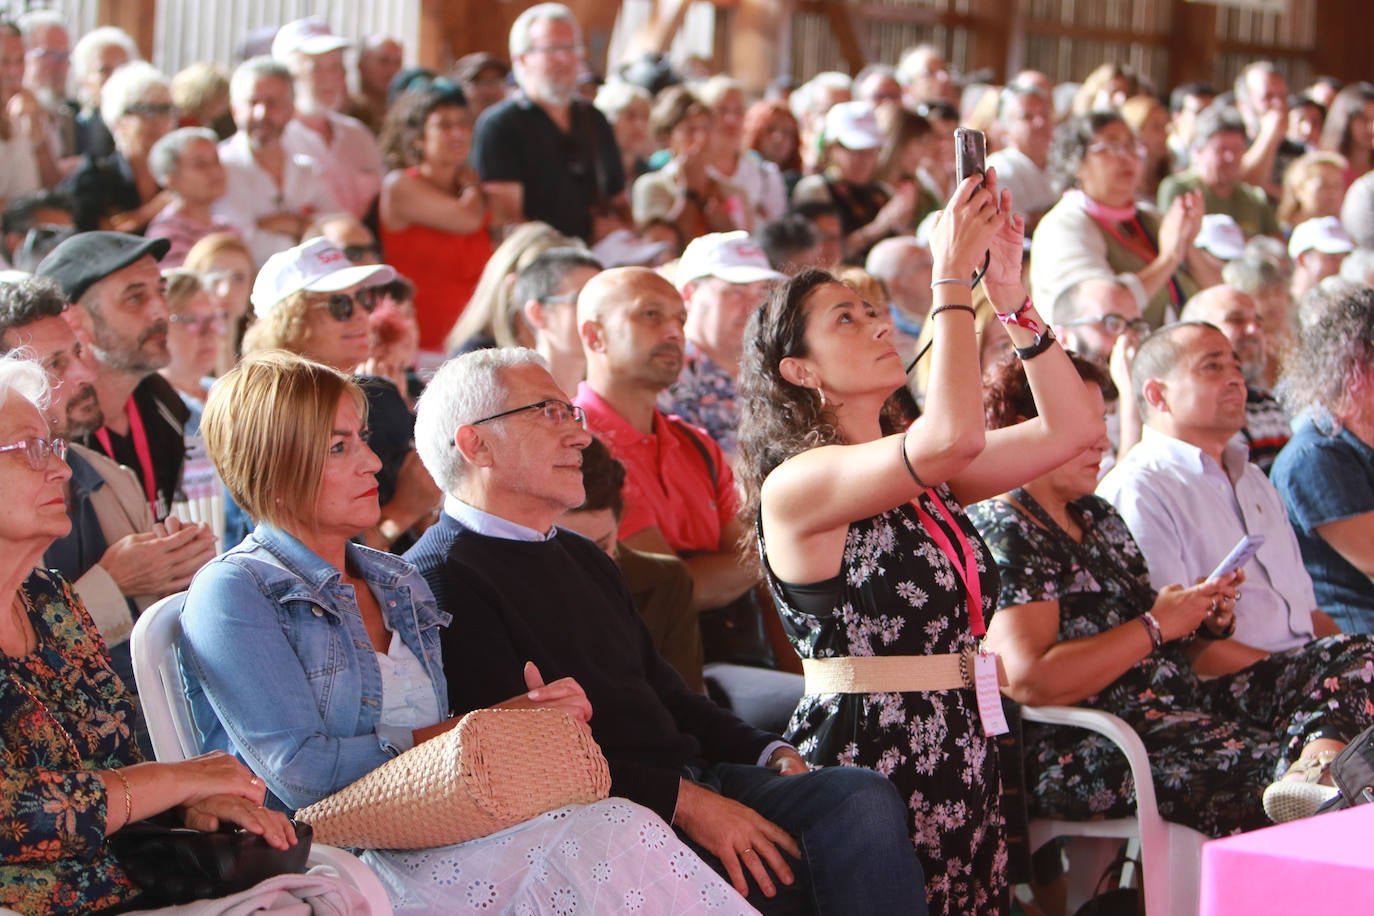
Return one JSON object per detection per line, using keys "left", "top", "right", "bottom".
{"left": 473, "top": 3, "right": 628, "bottom": 242}
{"left": 38, "top": 231, "right": 193, "bottom": 522}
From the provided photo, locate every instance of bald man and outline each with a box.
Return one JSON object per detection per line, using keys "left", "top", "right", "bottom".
{"left": 1180, "top": 283, "right": 1290, "bottom": 472}
{"left": 573, "top": 267, "right": 759, "bottom": 618}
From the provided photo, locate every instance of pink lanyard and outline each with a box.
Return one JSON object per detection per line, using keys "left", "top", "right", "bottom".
{"left": 911, "top": 494, "right": 986, "bottom": 637}
{"left": 95, "top": 395, "right": 157, "bottom": 513}
{"left": 1086, "top": 213, "right": 1183, "bottom": 308}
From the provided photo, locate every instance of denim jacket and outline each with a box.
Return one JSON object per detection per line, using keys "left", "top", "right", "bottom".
{"left": 179, "top": 523, "right": 452, "bottom": 811}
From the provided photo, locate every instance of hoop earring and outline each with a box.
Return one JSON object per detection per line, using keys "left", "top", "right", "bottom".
{"left": 816, "top": 386, "right": 827, "bottom": 409}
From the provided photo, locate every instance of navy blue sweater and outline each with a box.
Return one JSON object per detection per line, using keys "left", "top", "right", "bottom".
{"left": 406, "top": 513, "right": 778, "bottom": 821}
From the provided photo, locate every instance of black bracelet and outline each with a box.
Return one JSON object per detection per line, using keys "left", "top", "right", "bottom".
{"left": 929, "top": 304, "right": 976, "bottom": 321}
{"left": 900, "top": 428, "right": 928, "bottom": 488}
{"left": 1014, "top": 327, "right": 1057, "bottom": 361}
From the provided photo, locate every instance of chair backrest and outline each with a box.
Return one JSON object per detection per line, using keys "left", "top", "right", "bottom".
{"left": 129, "top": 591, "right": 199, "bottom": 763}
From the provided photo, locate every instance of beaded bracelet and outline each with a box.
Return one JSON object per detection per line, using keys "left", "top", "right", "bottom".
{"left": 929, "top": 304, "right": 976, "bottom": 321}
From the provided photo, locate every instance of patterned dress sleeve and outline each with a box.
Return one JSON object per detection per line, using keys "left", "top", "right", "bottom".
{"left": 968, "top": 498, "right": 1066, "bottom": 609}
{"left": 0, "top": 570, "right": 142, "bottom": 913}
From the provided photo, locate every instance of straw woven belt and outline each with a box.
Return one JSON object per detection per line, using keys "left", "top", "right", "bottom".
{"left": 802, "top": 650, "right": 976, "bottom": 695}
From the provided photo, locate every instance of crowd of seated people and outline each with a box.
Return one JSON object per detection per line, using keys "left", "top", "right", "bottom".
{"left": 11, "top": 3, "right": 1374, "bottom": 913}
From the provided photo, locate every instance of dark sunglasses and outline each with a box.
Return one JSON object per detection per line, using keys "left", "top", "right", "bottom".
{"left": 315, "top": 288, "right": 380, "bottom": 321}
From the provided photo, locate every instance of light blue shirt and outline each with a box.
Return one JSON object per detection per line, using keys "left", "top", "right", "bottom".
{"left": 1097, "top": 426, "right": 1317, "bottom": 652}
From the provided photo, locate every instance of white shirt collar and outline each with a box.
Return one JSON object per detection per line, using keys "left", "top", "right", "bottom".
{"left": 1139, "top": 425, "right": 1251, "bottom": 483}
{"left": 443, "top": 494, "right": 556, "bottom": 542}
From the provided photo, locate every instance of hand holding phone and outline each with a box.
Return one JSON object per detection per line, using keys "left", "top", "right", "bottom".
{"left": 954, "top": 127, "right": 986, "bottom": 189}
{"left": 1208, "top": 534, "right": 1264, "bottom": 582}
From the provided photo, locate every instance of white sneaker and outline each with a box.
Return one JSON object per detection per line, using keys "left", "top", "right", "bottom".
{"left": 1262, "top": 780, "right": 1339, "bottom": 823}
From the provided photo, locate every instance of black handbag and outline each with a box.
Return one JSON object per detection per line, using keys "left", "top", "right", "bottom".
{"left": 109, "top": 818, "right": 314, "bottom": 906}
{"left": 1317, "top": 724, "right": 1374, "bottom": 813}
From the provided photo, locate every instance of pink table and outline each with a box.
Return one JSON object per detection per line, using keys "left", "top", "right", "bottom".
{"left": 1201, "top": 803, "right": 1374, "bottom": 914}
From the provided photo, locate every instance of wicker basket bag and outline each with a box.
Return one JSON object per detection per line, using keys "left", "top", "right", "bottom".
{"left": 296, "top": 707, "right": 611, "bottom": 849}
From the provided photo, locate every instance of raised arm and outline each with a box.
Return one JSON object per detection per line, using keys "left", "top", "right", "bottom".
{"left": 762, "top": 173, "right": 1006, "bottom": 540}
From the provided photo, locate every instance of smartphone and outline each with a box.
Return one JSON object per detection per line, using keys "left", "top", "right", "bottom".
{"left": 954, "top": 127, "right": 986, "bottom": 187}
{"left": 1208, "top": 534, "right": 1265, "bottom": 582}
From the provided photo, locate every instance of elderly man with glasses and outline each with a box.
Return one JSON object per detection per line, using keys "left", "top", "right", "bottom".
{"left": 472, "top": 2, "right": 630, "bottom": 242}
{"left": 405, "top": 346, "right": 929, "bottom": 914}
{"left": 1053, "top": 274, "right": 1152, "bottom": 474}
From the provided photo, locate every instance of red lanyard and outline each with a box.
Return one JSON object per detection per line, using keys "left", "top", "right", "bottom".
{"left": 1088, "top": 213, "right": 1182, "bottom": 307}
{"left": 911, "top": 494, "right": 986, "bottom": 637}
{"left": 95, "top": 395, "right": 157, "bottom": 513}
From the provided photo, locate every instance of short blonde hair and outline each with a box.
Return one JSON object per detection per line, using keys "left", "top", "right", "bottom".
{"left": 201, "top": 350, "right": 365, "bottom": 529}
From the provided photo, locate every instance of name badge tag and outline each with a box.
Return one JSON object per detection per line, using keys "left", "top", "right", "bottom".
{"left": 974, "top": 652, "right": 1009, "bottom": 736}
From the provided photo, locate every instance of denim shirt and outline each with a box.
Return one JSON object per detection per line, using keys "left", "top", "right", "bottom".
{"left": 179, "top": 523, "right": 452, "bottom": 811}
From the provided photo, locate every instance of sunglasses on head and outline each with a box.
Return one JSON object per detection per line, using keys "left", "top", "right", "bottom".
{"left": 315, "top": 287, "right": 380, "bottom": 321}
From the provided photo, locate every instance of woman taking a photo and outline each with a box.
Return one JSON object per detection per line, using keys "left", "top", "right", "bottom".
{"left": 737, "top": 170, "right": 1102, "bottom": 914}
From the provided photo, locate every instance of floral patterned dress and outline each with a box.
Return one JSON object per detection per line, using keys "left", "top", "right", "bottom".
{"left": 1, "top": 569, "right": 143, "bottom": 915}
{"left": 761, "top": 485, "right": 1008, "bottom": 916}
{"left": 969, "top": 491, "right": 1374, "bottom": 836}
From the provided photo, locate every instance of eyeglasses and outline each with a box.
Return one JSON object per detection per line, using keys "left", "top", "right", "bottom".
{"left": 1064, "top": 314, "right": 1153, "bottom": 336}
{"left": 526, "top": 42, "right": 584, "bottom": 58}
{"left": 1087, "top": 140, "right": 1147, "bottom": 160}
{"left": 470, "top": 399, "right": 587, "bottom": 429}
{"left": 0, "top": 436, "right": 68, "bottom": 471}
{"left": 314, "top": 288, "right": 380, "bottom": 321}
{"left": 342, "top": 244, "right": 381, "bottom": 264}
{"left": 125, "top": 102, "right": 176, "bottom": 119}
{"left": 169, "top": 311, "right": 230, "bottom": 334}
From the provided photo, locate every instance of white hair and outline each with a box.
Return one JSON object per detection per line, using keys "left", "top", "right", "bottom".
{"left": 0, "top": 352, "right": 52, "bottom": 415}
{"left": 71, "top": 26, "right": 139, "bottom": 84}
{"left": 148, "top": 127, "right": 219, "bottom": 186}
{"left": 230, "top": 56, "right": 292, "bottom": 106}
{"left": 594, "top": 80, "right": 650, "bottom": 120}
{"left": 414, "top": 348, "right": 550, "bottom": 493}
{"left": 509, "top": 3, "right": 580, "bottom": 61}
{"left": 1340, "top": 248, "right": 1374, "bottom": 286}
{"left": 696, "top": 75, "right": 742, "bottom": 109}
{"left": 789, "top": 71, "right": 851, "bottom": 121}
{"left": 16, "top": 10, "right": 65, "bottom": 40}
{"left": 100, "top": 60, "right": 169, "bottom": 131}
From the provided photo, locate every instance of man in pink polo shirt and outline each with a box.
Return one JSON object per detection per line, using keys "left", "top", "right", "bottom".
{"left": 573, "top": 266, "right": 758, "bottom": 616}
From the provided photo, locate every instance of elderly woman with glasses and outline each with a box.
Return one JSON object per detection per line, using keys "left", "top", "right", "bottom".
{"left": 0, "top": 354, "right": 304, "bottom": 915}
{"left": 238, "top": 237, "right": 440, "bottom": 553}
{"left": 61, "top": 60, "right": 176, "bottom": 233}
{"left": 1030, "top": 111, "right": 1205, "bottom": 328}
{"left": 179, "top": 349, "right": 755, "bottom": 914}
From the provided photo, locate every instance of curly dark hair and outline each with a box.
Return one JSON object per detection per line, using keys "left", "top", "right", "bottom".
{"left": 378, "top": 80, "right": 469, "bottom": 171}
{"left": 983, "top": 349, "right": 1116, "bottom": 431}
{"left": 737, "top": 268, "right": 906, "bottom": 536}
{"left": 1047, "top": 110, "right": 1128, "bottom": 197}
{"left": 1282, "top": 281, "right": 1374, "bottom": 422}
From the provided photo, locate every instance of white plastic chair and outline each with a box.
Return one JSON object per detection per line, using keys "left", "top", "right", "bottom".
{"left": 130, "top": 592, "right": 393, "bottom": 915}
{"left": 1022, "top": 705, "right": 1209, "bottom": 916}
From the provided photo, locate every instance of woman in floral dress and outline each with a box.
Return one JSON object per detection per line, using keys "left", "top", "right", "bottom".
{"left": 968, "top": 353, "right": 1374, "bottom": 834}
{"left": 737, "top": 169, "right": 1104, "bottom": 915}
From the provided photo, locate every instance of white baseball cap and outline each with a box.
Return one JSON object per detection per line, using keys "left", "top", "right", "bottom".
{"left": 675, "top": 231, "right": 783, "bottom": 292}
{"left": 251, "top": 237, "right": 396, "bottom": 318}
{"left": 1194, "top": 214, "right": 1246, "bottom": 261}
{"left": 823, "top": 101, "right": 885, "bottom": 151}
{"left": 271, "top": 18, "right": 351, "bottom": 60}
{"left": 1289, "top": 216, "right": 1354, "bottom": 259}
